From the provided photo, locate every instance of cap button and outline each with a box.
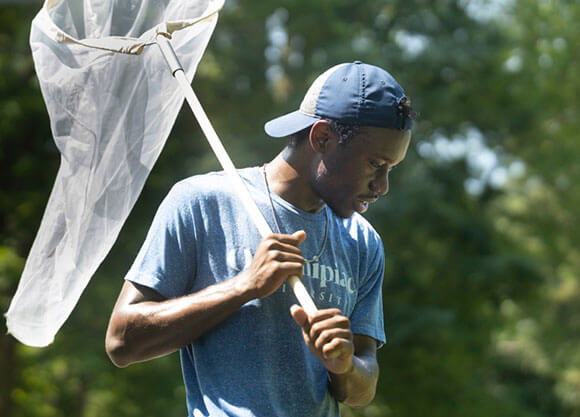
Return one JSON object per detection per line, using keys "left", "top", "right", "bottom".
{"left": 353, "top": 60, "right": 362, "bottom": 64}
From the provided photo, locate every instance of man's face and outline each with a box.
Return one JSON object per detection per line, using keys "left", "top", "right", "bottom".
{"left": 311, "top": 126, "right": 411, "bottom": 218}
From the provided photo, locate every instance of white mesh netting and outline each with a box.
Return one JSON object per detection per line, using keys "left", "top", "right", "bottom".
{"left": 5, "top": 0, "right": 224, "bottom": 347}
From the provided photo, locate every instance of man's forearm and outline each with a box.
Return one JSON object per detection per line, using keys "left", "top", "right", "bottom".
{"left": 106, "top": 274, "right": 255, "bottom": 367}
{"left": 328, "top": 353, "right": 379, "bottom": 408}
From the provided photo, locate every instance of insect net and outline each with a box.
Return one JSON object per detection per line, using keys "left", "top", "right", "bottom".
{"left": 5, "top": 0, "right": 224, "bottom": 347}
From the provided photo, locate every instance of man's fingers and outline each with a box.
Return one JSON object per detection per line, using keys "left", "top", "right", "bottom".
{"left": 313, "top": 328, "right": 353, "bottom": 351}
{"left": 292, "top": 230, "right": 307, "bottom": 244}
{"left": 291, "top": 304, "right": 313, "bottom": 346}
{"left": 322, "top": 338, "right": 354, "bottom": 359}
{"left": 262, "top": 240, "right": 304, "bottom": 258}
{"left": 291, "top": 305, "right": 356, "bottom": 374}
{"left": 309, "top": 308, "right": 344, "bottom": 323}
{"left": 267, "top": 250, "right": 304, "bottom": 264}
{"left": 276, "top": 262, "right": 305, "bottom": 280}
{"left": 267, "top": 231, "right": 307, "bottom": 247}
{"left": 290, "top": 304, "right": 309, "bottom": 329}
{"left": 309, "top": 313, "right": 351, "bottom": 342}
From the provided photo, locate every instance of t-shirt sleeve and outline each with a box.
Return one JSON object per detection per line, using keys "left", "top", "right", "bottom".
{"left": 124, "top": 181, "right": 198, "bottom": 299}
{"left": 349, "top": 235, "right": 386, "bottom": 348}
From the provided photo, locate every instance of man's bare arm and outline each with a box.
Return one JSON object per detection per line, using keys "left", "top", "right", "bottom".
{"left": 106, "top": 232, "right": 306, "bottom": 367}
{"left": 106, "top": 278, "right": 249, "bottom": 367}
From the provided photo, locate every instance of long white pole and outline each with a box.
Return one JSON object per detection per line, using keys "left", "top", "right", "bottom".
{"left": 156, "top": 35, "right": 318, "bottom": 315}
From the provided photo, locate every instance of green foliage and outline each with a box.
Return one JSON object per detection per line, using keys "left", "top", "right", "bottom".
{"left": 1, "top": 1, "right": 578, "bottom": 416}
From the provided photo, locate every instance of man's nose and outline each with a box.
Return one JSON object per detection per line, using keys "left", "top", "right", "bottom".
{"left": 370, "top": 172, "right": 389, "bottom": 196}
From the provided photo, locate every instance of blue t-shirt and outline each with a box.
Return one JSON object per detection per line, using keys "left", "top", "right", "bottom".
{"left": 125, "top": 167, "right": 386, "bottom": 417}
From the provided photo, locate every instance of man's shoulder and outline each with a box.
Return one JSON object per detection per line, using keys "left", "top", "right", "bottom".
{"left": 340, "top": 212, "right": 383, "bottom": 249}
{"left": 172, "top": 167, "right": 261, "bottom": 199}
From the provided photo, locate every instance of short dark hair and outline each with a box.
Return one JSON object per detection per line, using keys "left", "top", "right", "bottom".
{"left": 397, "top": 97, "right": 417, "bottom": 130}
{"left": 287, "top": 121, "right": 362, "bottom": 148}
{"left": 328, "top": 120, "right": 362, "bottom": 145}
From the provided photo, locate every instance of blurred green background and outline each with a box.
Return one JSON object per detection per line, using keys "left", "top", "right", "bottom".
{"left": 1, "top": 0, "right": 579, "bottom": 416}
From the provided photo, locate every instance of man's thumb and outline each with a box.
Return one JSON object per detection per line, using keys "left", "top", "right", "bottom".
{"left": 292, "top": 230, "right": 307, "bottom": 245}
{"left": 290, "top": 304, "right": 308, "bottom": 327}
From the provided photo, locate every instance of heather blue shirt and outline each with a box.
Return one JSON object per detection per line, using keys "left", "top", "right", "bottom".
{"left": 125, "top": 167, "right": 386, "bottom": 417}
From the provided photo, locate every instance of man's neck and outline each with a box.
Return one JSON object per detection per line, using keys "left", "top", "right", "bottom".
{"left": 264, "top": 149, "right": 325, "bottom": 214}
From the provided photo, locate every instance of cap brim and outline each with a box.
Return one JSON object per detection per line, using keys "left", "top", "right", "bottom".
{"left": 264, "top": 110, "right": 320, "bottom": 138}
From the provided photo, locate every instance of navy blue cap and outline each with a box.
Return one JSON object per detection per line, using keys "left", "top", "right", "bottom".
{"left": 264, "top": 61, "right": 414, "bottom": 138}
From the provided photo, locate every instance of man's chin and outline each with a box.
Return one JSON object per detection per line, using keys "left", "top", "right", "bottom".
{"left": 327, "top": 203, "right": 356, "bottom": 219}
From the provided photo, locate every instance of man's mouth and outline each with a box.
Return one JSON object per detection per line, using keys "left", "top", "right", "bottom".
{"left": 356, "top": 196, "right": 378, "bottom": 212}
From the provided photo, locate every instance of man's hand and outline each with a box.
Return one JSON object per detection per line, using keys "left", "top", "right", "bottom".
{"left": 236, "top": 231, "right": 307, "bottom": 299}
{"left": 290, "top": 305, "right": 355, "bottom": 375}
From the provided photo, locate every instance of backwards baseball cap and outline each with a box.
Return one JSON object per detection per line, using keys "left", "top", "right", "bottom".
{"left": 264, "top": 61, "right": 414, "bottom": 138}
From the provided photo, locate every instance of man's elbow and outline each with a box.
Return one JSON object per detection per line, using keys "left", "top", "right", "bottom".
{"left": 105, "top": 326, "right": 134, "bottom": 368}
{"left": 105, "top": 335, "right": 128, "bottom": 367}
{"left": 342, "top": 385, "right": 377, "bottom": 409}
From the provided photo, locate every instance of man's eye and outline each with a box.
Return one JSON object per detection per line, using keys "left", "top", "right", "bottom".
{"left": 370, "top": 161, "right": 384, "bottom": 168}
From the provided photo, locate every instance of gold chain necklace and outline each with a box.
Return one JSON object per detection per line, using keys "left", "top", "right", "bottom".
{"left": 261, "top": 165, "right": 328, "bottom": 264}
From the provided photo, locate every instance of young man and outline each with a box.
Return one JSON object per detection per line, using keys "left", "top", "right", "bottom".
{"left": 106, "top": 61, "right": 414, "bottom": 416}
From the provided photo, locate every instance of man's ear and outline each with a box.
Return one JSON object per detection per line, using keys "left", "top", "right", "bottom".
{"left": 308, "top": 120, "right": 335, "bottom": 153}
